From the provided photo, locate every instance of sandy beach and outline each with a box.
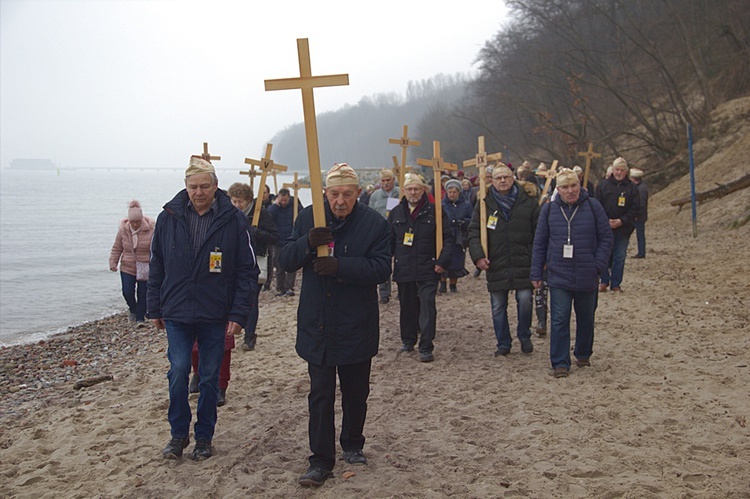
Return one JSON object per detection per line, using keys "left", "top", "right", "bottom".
{"left": 2, "top": 106, "right": 750, "bottom": 497}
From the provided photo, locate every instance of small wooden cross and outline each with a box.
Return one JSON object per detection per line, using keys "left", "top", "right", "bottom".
{"left": 282, "top": 172, "right": 310, "bottom": 222}
{"left": 463, "top": 136, "right": 503, "bottom": 257}
{"left": 539, "top": 160, "right": 559, "bottom": 205}
{"left": 264, "top": 38, "right": 349, "bottom": 257}
{"left": 239, "top": 164, "right": 259, "bottom": 192}
{"left": 389, "top": 125, "right": 421, "bottom": 191}
{"left": 198, "top": 142, "right": 221, "bottom": 162}
{"left": 577, "top": 142, "right": 601, "bottom": 190}
{"left": 244, "top": 143, "right": 288, "bottom": 227}
{"left": 417, "top": 141, "right": 457, "bottom": 258}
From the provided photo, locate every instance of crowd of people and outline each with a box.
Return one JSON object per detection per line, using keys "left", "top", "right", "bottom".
{"left": 109, "top": 151, "right": 649, "bottom": 486}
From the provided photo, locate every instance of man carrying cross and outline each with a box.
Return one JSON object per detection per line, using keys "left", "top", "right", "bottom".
{"left": 468, "top": 163, "right": 540, "bottom": 357}
{"left": 279, "top": 163, "right": 391, "bottom": 487}
{"left": 388, "top": 173, "right": 454, "bottom": 363}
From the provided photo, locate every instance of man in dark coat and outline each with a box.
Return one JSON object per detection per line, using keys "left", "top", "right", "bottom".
{"left": 388, "top": 173, "right": 454, "bottom": 363}
{"left": 148, "top": 157, "right": 258, "bottom": 461}
{"left": 468, "top": 164, "right": 540, "bottom": 357}
{"left": 531, "top": 168, "right": 613, "bottom": 378}
{"left": 594, "top": 156, "right": 640, "bottom": 292}
{"left": 279, "top": 163, "right": 391, "bottom": 487}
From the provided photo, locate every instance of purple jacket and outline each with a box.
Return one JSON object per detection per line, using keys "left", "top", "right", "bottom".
{"left": 530, "top": 190, "right": 613, "bottom": 292}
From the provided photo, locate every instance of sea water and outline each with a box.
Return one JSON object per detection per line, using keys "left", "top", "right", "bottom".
{"left": 0, "top": 168, "right": 312, "bottom": 346}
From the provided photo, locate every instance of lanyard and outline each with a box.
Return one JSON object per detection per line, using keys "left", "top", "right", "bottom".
{"left": 559, "top": 204, "right": 580, "bottom": 245}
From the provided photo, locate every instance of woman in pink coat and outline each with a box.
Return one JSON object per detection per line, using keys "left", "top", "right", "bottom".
{"left": 109, "top": 200, "right": 155, "bottom": 323}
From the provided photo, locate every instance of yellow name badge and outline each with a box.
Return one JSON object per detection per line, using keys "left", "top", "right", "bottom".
{"left": 618, "top": 195, "right": 626, "bottom": 207}
{"left": 403, "top": 232, "right": 414, "bottom": 246}
{"left": 209, "top": 251, "right": 222, "bottom": 273}
{"left": 487, "top": 215, "right": 498, "bottom": 230}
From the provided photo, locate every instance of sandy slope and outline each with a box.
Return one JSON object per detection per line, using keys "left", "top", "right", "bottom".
{"left": 1, "top": 101, "right": 749, "bottom": 498}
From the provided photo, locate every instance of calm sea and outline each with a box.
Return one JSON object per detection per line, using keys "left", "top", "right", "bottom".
{"left": 0, "top": 168, "right": 313, "bottom": 346}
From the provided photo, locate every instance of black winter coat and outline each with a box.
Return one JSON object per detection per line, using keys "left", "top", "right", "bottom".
{"left": 244, "top": 199, "right": 278, "bottom": 256}
{"left": 279, "top": 201, "right": 391, "bottom": 366}
{"left": 594, "top": 175, "right": 640, "bottom": 236}
{"left": 388, "top": 194, "right": 454, "bottom": 282}
{"left": 467, "top": 183, "right": 540, "bottom": 292}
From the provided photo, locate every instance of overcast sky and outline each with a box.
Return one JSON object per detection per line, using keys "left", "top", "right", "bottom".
{"left": 0, "top": 0, "right": 508, "bottom": 170}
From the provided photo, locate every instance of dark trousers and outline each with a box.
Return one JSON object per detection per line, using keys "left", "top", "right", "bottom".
{"left": 273, "top": 243, "right": 296, "bottom": 293}
{"left": 397, "top": 280, "right": 438, "bottom": 354}
{"left": 307, "top": 359, "right": 371, "bottom": 470}
{"left": 120, "top": 271, "right": 147, "bottom": 321}
{"left": 634, "top": 220, "right": 646, "bottom": 257}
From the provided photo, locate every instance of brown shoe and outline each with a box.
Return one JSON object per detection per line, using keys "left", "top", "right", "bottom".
{"left": 553, "top": 367, "right": 569, "bottom": 378}
{"left": 576, "top": 359, "right": 591, "bottom": 368}
{"left": 598, "top": 284, "right": 608, "bottom": 292}
{"left": 610, "top": 286, "right": 622, "bottom": 292}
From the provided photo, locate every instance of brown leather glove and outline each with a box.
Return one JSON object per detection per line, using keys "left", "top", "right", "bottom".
{"left": 307, "top": 227, "right": 333, "bottom": 249}
{"left": 313, "top": 257, "right": 338, "bottom": 276}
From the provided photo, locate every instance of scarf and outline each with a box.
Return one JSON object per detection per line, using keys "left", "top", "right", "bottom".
{"left": 490, "top": 183, "right": 518, "bottom": 220}
{"left": 408, "top": 196, "right": 427, "bottom": 221}
{"left": 130, "top": 222, "right": 145, "bottom": 250}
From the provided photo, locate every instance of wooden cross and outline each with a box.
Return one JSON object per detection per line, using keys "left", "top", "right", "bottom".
{"left": 282, "top": 172, "right": 310, "bottom": 222}
{"left": 417, "top": 141, "right": 457, "bottom": 258}
{"left": 244, "top": 143, "right": 288, "bottom": 227}
{"left": 539, "top": 160, "right": 559, "bottom": 205}
{"left": 462, "top": 136, "right": 503, "bottom": 257}
{"left": 389, "top": 125, "right": 421, "bottom": 192}
{"left": 577, "top": 142, "right": 601, "bottom": 191}
{"left": 239, "top": 164, "right": 259, "bottom": 192}
{"left": 198, "top": 142, "right": 221, "bottom": 162}
{"left": 264, "top": 38, "right": 349, "bottom": 257}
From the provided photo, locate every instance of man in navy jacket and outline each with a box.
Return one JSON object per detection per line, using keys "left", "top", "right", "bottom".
{"left": 280, "top": 163, "right": 391, "bottom": 487}
{"left": 531, "top": 168, "right": 613, "bottom": 378}
{"left": 148, "top": 157, "right": 258, "bottom": 461}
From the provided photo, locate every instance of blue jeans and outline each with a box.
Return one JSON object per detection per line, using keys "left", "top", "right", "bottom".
{"left": 489, "top": 288, "right": 533, "bottom": 351}
{"left": 165, "top": 320, "right": 226, "bottom": 441}
{"left": 600, "top": 231, "right": 631, "bottom": 289}
{"left": 120, "top": 271, "right": 146, "bottom": 321}
{"left": 549, "top": 287, "right": 597, "bottom": 370}
{"left": 634, "top": 221, "right": 646, "bottom": 257}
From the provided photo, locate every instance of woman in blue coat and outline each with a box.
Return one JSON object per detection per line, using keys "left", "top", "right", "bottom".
{"left": 530, "top": 169, "right": 613, "bottom": 378}
{"left": 440, "top": 180, "right": 472, "bottom": 292}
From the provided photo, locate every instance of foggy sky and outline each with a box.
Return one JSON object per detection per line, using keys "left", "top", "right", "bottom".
{"left": 0, "top": 0, "right": 508, "bottom": 170}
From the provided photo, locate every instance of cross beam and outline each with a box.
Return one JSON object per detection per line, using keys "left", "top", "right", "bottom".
{"left": 577, "top": 142, "right": 601, "bottom": 191}
{"left": 463, "top": 136, "right": 503, "bottom": 257}
{"left": 539, "top": 160, "right": 559, "bottom": 205}
{"left": 239, "top": 164, "right": 259, "bottom": 192}
{"left": 417, "top": 141, "right": 457, "bottom": 257}
{"left": 282, "top": 172, "right": 310, "bottom": 222}
{"left": 198, "top": 142, "right": 221, "bottom": 162}
{"left": 389, "top": 125, "right": 421, "bottom": 192}
{"left": 244, "top": 143, "right": 288, "bottom": 226}
{"left": 264, "top": 38, "right": 349, "bottom": 257}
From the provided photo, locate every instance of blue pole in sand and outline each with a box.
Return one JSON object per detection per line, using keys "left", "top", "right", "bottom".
{"left": 687, "top": 123, "right": 697, "bottom": 237}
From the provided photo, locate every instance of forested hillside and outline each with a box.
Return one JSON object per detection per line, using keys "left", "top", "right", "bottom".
{"left": 269, "top": 1, "right": 749, "bottom": 190}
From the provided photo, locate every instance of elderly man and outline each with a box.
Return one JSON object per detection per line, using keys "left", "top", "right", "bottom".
{"left": 468, "top": 163, "right": 540, "bottom": 357}
{"left": 388, "top": 173, "right": 454, "bottom": 363}
{"left": 279, "top": 163, "right": 391, "bottom": 487}
{"left": 531, "top": 169, "right": 613, "bottom": 378}
{"left": 369, "top": 168, "right": 401, "bottom": 304}
{"left": 594, "top": 157, "right": 640, "bottom": 292}
{"left": 268, "top": 188, "right": 301, "bottom": 297}
{"left": 148, "top": 156, "right": 258, "bottom": 461}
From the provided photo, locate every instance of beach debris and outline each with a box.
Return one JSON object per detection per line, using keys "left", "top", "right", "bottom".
{"left": 342, "top": 471, "right": 356, "bottom": 479}
{"left": 73, "top": 374, "right": 114, "bottom": 390}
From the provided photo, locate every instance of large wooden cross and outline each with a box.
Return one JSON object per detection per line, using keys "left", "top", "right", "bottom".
{"left": 198, "top": 142, "right": 221, "bottom": 162}
{"left": 389, "top": 125, "right": 421, "bottom": 192}
{"left": 264, "top": 38, "right": 349, "bottom": 257}
{"left": 282, "top": 172, "right": 310, "bottom": 222}
{"left": 239, "top": 164, "right": 259, "bottom": 192}
{"left": 244, "top": 143, "right": 288, "bottom": 227}
{"left": 577, "top": 142, "right": 601, "bottom": 190}
{"left": 539, "top": 160, "right": 559, "bottom": 205}
{"left": 417, "top": 141, "right": 457, "bottom": 257}
{"left": 463, "top": 136, "right": 503, "bottom": 257}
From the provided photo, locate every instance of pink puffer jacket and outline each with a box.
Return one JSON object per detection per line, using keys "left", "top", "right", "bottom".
{"left": 109, "top": 217, "right": 155, "bottom": 277}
